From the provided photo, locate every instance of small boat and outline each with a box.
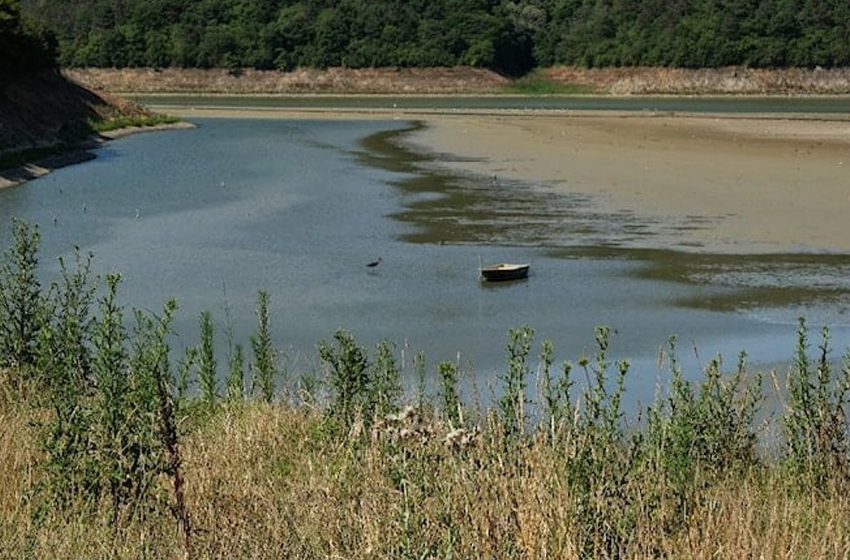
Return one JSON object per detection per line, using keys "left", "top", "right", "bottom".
{"left": 480, "top": 262, "right": 530, "bottom": 282}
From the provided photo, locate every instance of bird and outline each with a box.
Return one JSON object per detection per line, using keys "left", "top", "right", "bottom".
{"left": 366, "top": 257, "right": 382, "bottom": 268}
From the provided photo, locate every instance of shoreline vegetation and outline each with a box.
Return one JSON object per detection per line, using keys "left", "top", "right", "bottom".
{"left": 1, "top": 218, "right": 850, "bottom": 558}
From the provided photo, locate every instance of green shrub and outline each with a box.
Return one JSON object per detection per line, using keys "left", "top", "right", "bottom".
{"left": 0, "top": 218, "right": 45, "bottom": 370}
{"left": 437, "top": 360, "right": 462, "bottom": 427}
{"left": 499, "top": 325, "right": 534, "bottom": 437}
{"left": 197, "top": 310, "right": 218, "bottom": 407}
{"left": 320, "top": 329, "right": 371, "bottom": 425}
{"left": 251, "top": 290, "right": 276, "bottom": 403}
{"left": 783, "top": 318, "right": 850, "bottom": 487}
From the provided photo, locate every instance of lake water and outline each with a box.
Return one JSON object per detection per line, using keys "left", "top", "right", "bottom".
{"left": 3, "top": 104, "right": 850, "bottom": 409}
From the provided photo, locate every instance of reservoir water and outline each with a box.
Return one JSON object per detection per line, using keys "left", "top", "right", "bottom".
{"left": 3, "top": 105, "right": 850, "bottom": 408}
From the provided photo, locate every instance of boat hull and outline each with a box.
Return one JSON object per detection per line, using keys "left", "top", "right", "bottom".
{"left": 480, "top": 263, "right": 530, "bottom": 282}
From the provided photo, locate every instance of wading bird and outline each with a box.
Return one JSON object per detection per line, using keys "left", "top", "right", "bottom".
{"left": 367, "top": 257, "right": 382, "bottom": 268}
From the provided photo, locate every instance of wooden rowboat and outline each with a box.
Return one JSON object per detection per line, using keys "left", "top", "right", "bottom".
{"left": 479, "top": 262, "right": 530, "bottom": 282}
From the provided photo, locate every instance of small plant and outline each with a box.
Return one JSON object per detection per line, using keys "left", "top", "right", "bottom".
{"left": 499, "top": 325, "right": 534, "bottom": 437}
{"left": 370, "top": 339, "right": 402, "bottom": 418}
{"left": 437, "top": 360, "right": 462, "bottom": 427}
{"left": 131, "top": 299, "right": 192, "bottom": 557}
{"left": 538, "top": 338, "right": 573, "bottom": 442}
{"left": 319, "top": 329, "right": 370, "bottom": 425}
{"left": 783, "top": 318, "right": 850, "bottom": 486}
{"left": 0, "top": 218, "right": 45, "bottom": 371}
{"left": 413, "top": 350, "right": 427, "bottom": 410}
{"left": 226, "top": 343, "right": 245, "bottom": 402}
{"left": 198, "top": 310, "right": 218, "bottom": 407}
{"left": 251, "top": 290, "right": 276, "bottom": 403}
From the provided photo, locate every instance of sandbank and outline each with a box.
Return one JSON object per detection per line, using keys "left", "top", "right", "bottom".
{"left": 166, "top": 105, "right": 850, "bottom": 254}
{"left": 406, "top": 110, "right": 850, "bottom": 254}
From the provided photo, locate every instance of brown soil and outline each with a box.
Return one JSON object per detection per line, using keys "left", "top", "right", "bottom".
{"left": 0, "top": 70, "right": 157, "bottom": 187}
{"left": 64, "top": 67, "right": 511, "bottom": 95}
{"left": 0, "top": 71, "right": 151, "bottom": 156}
{"left": 537, "top": 66, "right": 850, "bottom": 95}
{"left": 65, "top": 66, "right": 850, "bottom": 95}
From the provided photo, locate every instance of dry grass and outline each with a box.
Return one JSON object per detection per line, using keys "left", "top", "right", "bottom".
{"left": 3, "top": 390, "right": 850, "bottom": 559}
{"left": 64, "top": 67, "right": 510, "bottom": 95}
{"left": 64, "top": 66, "right": 850, "bottom": 96}
{"left": 538, "top": 66, "right": 850, "bottom": 95}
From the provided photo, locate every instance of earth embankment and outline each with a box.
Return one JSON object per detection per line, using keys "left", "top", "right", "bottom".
{"left": 65, "top": 66, "right": 850, "bottom": 95}
{"left": 0, "top": 70, "right": 160, "bottom": 187}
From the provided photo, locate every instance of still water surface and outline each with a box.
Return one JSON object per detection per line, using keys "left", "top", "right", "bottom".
{"left": 3, "top": 109, "right": 850, "bottom": 407}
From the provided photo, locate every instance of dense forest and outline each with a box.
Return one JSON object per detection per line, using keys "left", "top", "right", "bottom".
{"left": 0, "top": 0, "right": 57, "bottom": 76}
{"left": 13, "top": 0, "right": 850, "bottom": 76}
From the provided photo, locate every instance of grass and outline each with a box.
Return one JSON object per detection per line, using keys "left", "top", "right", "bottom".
{"left": 89, "top": 114, "right": 182, "bottom": 134}
{"left": 2, "top": 397, "right": 850, "bottom": 558}
{"left": 501, "top": 75, "right": 599, "bottom": 95}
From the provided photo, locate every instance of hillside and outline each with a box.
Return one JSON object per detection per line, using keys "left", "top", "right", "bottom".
{"left": 0, "top": 70, "right": 155, "bottom": 185}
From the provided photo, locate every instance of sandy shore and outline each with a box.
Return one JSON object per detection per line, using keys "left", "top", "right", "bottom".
{"left": 404, "top": 110, "right": 850, "bottom": 254}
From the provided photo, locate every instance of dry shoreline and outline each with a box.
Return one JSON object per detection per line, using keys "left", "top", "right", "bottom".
{"left": 160, "top": 104, "right": 850, "bottom": 254}
{"left": 7, "top": 96, "right": 850, "bottom": 255}
{"left": 408, "top": 111, "right": 850, "bottom": 254}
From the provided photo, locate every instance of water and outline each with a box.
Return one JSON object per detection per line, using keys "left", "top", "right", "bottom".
{"left": 3, "top": 112, "right": 850, "bottom": 409}
{"left": 133, "top": 94, "right": 850, "bottom": 115}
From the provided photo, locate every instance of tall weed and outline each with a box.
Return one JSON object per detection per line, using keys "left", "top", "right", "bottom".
{"left": 783, "top": 318, "right": 850, "bottom": 487}
{"left": 0, "top": 218, "right": 44, "bottom": 371}
{"left": 250, "top": 290, "right": 276, "bottom": 403}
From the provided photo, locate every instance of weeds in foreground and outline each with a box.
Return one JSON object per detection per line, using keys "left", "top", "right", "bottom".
{"left": 2, "top": 219, "right": 850, "bottom": 558}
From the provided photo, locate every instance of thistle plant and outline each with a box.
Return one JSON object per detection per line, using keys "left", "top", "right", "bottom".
{"left": 226, "top": 343, "right": 245, "bottom": 402}
{"left": 0, "top": 218, "right": 44, "bottom": 371}
{"left": 370, "top": 339, "right": 402, "bottom": 417}
{"left": 320, "top": 329, "right": 369, "bottom": 425}
{"left": 251, "top": 289, "right": 276, "bottom": 403}
{"left": 499, "top": 325, "right": 534, "bottom": 437}
{"left": 437, "top": 360, "right": 462, "bottom": 427}
{"left": 198, "top": 310, "right": 218, "bottom": 407}
{"left": 783, "top": 318, "right": 850, "bottom": 486}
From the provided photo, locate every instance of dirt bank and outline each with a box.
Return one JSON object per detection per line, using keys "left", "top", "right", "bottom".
{"left": 65, "top": 66, "right": 850, "bottom": 95}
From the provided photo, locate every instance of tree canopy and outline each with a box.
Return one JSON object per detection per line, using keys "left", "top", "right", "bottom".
{"left": 1, "top": 0, "right": 57, "bottom": 77}
{"left": 15, "top": 0, "right": 850, "bottom": 75}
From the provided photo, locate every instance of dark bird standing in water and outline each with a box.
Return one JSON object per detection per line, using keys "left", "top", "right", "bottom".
{"left": 367, "top": 257, "right": 382, "bottom": 268}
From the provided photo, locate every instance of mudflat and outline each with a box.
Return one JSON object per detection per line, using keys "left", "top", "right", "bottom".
{"left": 405, "top": 111, "right": 850, "bottom": 254}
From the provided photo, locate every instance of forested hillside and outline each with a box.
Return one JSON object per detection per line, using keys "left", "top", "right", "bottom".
{"left": 19, "top": 0, "right": 850, "bottom": 75}
{"left": 0, "top": 0, "right": 57, "bottom": 76}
